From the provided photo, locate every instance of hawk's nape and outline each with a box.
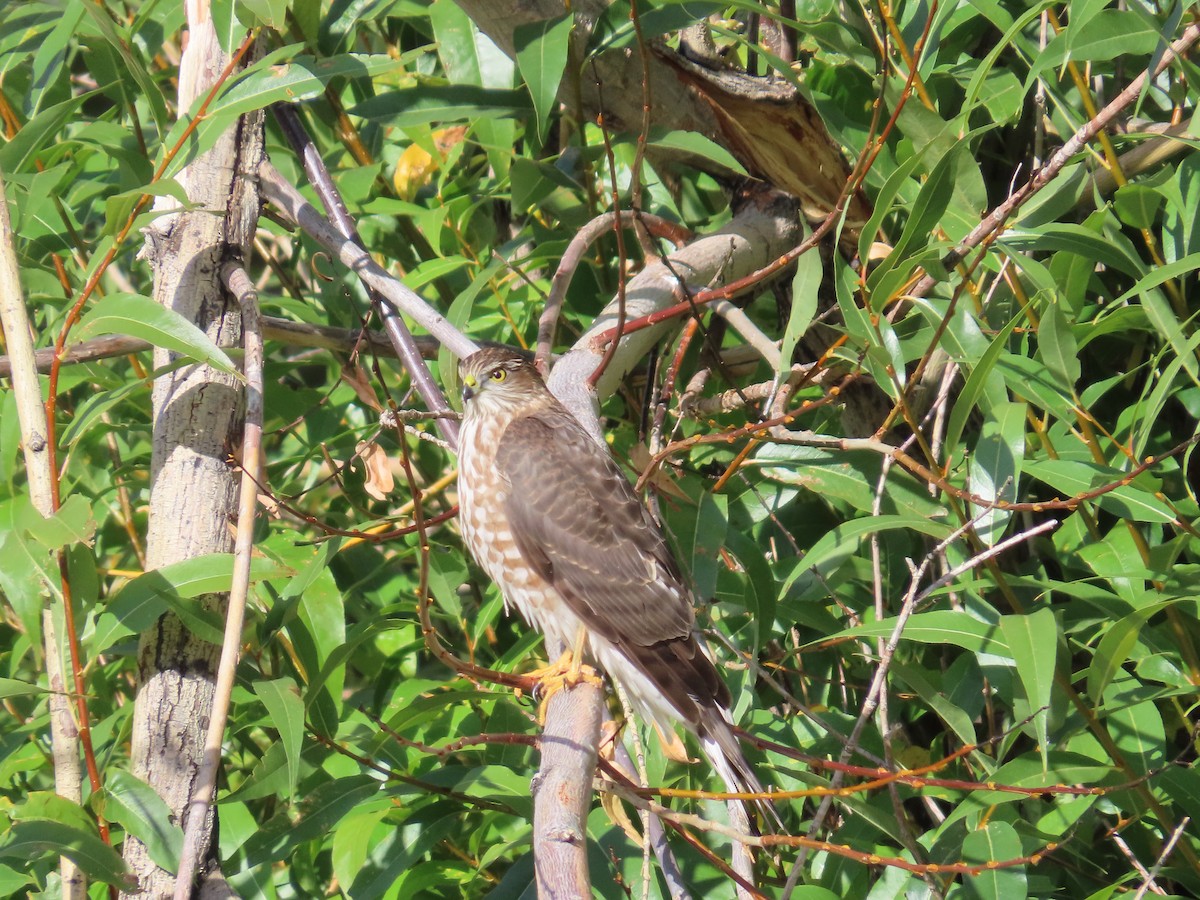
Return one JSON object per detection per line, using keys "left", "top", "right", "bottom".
{"left": 455, "top": 346, "right": 780, "bottom": 832}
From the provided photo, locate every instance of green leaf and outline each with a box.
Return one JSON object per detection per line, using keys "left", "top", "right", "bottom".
{"left": 514, "top": 13, "right": 573, "bottom": 140}
{"left": 74, "top": 294, "right": 241, "bottom": 380}
{"left": 999, "top": 608, "right": 1057, "bottom": 768}
{"left": 238, "top": 0, "right": 290, "bottom": 32}
{"left": 93, "top": 555, "right": 291, "bottom": 652}
{"left": 1140, "top": 286, "right": 1200, "bottom": 388}
{"left": 0, "top": 92, "right": 90, "bottom": 174}
{"left": 0, "top": 677, "right": 47, "bottom": 700}
{"left": 254, "top": 678, "right": 306, "bottom": 796}
{"left": 1037, "top": 301, "right": 1080, "bottom": 393}
{"left": 944, "top": 310, "right": 1020, "bottom": 454}
{"left": 961, "top": 820, "right": 1026, "bottom": 900}
{"left": 784, "top": 515, "right": 952, "bottom": 596}
{"left": 1087, "top": 600, "right": 1181, "bottom": 701}
{"left": 214, "top": 53, "right": 411, "bottom": 118}
{"left": 779, "top": 237, "right": 820, "bottom": 383}
{"left": 968, "top": 401, "right": 1025, "bottom": 547}
{"left": 241, "top": 775, "right": 381, "bottom": 867}
{"left": 672, "top": 490, "right": 727, "bottom": 600}
{"left": 890, "top": 661, "right": 978, "bottom": 747}
{"left": 1028, "top": 10, "right": 1164, "bottom": 88}
{"left": 1000, "top": 224, "right": 1145, "bottom": 279}
{"left": 647, "top": 129, "right": 746, "bottom": 174}
{"left": 351, "top": 84, "right": 531, "bottom": 127}
{"left": 994, "top": 352, "right": 1075, "bottom": 421}
{"left": 18, "top": 493, "right": 95, "bottom": 552}
{"left": 818, "top": 611, "right": 1011, "bottom": 658}
{"left": 1113, "top": 183, "right": 1164, "bottom": 229}
{"left": 100, "top": 770, "right": 183, "bottom": 873}
{"left": 868, "top": 142, "right": 962, "bottom": 300}
{"left": 590, "top": 1, "right": 725, "bottom": 54}
{"left": 1024, "top": 459, "right": 1176, "bottom": 524}
{"left": 2, "top": 794, "right": 134, "bottom": 889}
{"left": 431, "top": 0, "right": 514, "bottom": 88}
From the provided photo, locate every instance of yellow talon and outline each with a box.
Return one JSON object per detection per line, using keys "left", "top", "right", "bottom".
{"left": 521, "top": 633, "right": 604, "bottom": 723}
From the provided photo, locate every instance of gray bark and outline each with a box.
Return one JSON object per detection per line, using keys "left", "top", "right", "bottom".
{"left": 121, "top": 15, "right": 264, "bottom": 899}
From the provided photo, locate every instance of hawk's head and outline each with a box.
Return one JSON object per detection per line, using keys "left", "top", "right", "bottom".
{"left": 459, "top": 347, "right": 545, "bottom": 415}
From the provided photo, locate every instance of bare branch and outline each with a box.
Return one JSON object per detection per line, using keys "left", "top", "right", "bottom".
{"left": 0, "top": 316, "right": 437, "bottom": 378}
{"left": 0, "top": 169, "right": 89, "bottom": 900}
{"left": 914, "top": 23, "right": 1200, "bottom": 299}
{"left": 258, "top": 162, "right": 480, "bottom": 367}
{"left": 272, "top": 104, "right": 459, "bottom": 446}
{"left": 534, "top": 681, "right": 606, "bottom": 896}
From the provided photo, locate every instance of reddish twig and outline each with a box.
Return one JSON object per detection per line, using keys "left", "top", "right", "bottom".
{"left": 910, "top": 22, "right": 1200, "bottom": 300}
{"left": 536, "top": 211, "right": 692, "bottom": 373}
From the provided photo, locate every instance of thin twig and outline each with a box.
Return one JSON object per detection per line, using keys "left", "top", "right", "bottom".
{"left": 0, "top": 170, "right": 92, "bottom": 900}
{"left": 272, "top": 104, "right": 459, "bottom": 447}
{"left": 912, "top": 22, "right": 1200, "bottom": 299}
{"left": 0, "top": 315, "right": 437, "bottom": 377}
{"left": 1132, "top": 816, "right": 1190, "bottom": 900}
{"left": 258, "top": 162, "right": 479, "bottom": 370}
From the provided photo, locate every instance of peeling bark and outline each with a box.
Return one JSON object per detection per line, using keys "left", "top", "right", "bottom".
{"left": 454, "top": 0, "right": 866, "bottom": 233}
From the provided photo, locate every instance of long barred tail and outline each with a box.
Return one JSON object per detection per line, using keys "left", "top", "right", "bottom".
{"left": 697, "top": 706, "right": 786, "bottom": 834}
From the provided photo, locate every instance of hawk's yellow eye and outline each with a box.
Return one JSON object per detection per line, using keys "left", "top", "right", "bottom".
{"left": 489, "top": 368, "right": 507, "bottom": 382}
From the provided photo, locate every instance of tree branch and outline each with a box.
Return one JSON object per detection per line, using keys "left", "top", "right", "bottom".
{"left": 258, "top": 162, "right": 479, "bottom": 366}
{"left": 0, "top": 170, "right": 90, "bottom": 899}
{"left": 0, "top": 316, "right": 437, "bottom": 378}
{"left": 271, "top": 104, "right": 459, "bottom": 446}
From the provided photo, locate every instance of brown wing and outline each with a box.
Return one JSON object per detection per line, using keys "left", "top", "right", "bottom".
{"left": 496, "top": 404, "right": 734, "bottom": 727}
{"left": 495, "top": 406, "right": 694, "bottom": 646}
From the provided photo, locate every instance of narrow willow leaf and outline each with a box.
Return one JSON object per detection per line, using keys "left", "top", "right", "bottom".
{"left": 254, "top": 678, "right": 306, "bottom": 796}
{"left": 215, "top": 53, "right": 411, "bottom": 118}
{"left": 93, "top": 555, "right": 290, "bottom": 652}
{"left": 1087, "top": 606, "right": 1159, "bottom": 702}
{"left": 0, "top": 93, "right": 90, "bottom": 174}
{"left": 241, "top": 776, "right": 381, "bottom": 867}
{"left": 74, "top": 294, "right": 240, "bottom": 379}
{"left": 818, "top": 610, "right": 1011, "bottom": 658}
{"left": 962, "top": 820, "right": 1026, "bottom": 900}
{"left": 999, "top": 607, "right": 1058, "bottom": 768}
{"left": 785, "top": 514, "right": 951, "bottom": 594}
{"left": 1025, "top": 459, "right": 1176, "bottom": 524}
{"left": 101, "top": 770, "right": 183, "bottom": 873}
{"left": 514, "top": 13, "right": 573, "bottom": 140}
{"left": 352, "top": 84, "right": 531, "bottom": 127}
{"left": 1037, "top": 301, "right": 1080, "bottom": 393}
{"left": 968, "top": 401, "right": 1025, "bottom": 547}
{"left": 779, "top": 234, "right": 820, "bottom": 382}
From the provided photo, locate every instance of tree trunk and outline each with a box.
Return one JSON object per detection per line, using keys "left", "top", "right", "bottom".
{"left": 121, "top": 11, "right": 264, "bottom": 898}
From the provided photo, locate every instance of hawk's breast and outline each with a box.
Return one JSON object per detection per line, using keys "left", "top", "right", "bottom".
{"left": 458, "top": 413, "right": 566, "bottom": 640}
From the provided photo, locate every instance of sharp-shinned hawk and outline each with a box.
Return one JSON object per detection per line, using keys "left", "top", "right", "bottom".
{"left": 456, "top": 346, "right": 774, "bottom": 822}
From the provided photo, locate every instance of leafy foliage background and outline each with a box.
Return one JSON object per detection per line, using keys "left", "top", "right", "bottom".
{"left": 1, "top": 0, "right": 1199, "bottom": 898}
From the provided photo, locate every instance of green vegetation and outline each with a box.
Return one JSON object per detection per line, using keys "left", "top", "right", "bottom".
{"left": 1, "top": 1, "right": 1198, "bottom": 897}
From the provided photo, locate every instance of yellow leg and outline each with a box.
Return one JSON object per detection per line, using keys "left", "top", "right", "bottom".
{"left": 523, "top": 628, "right": 603, "bottom": 722}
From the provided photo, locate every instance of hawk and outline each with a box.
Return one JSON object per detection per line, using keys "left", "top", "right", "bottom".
{"left": 456, "top": 346, "right": 776, "bottom": 823}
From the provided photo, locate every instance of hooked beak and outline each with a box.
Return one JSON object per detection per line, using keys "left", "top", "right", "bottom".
{"left": 461, "top": 375, "right": 477, "bottom": 403}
